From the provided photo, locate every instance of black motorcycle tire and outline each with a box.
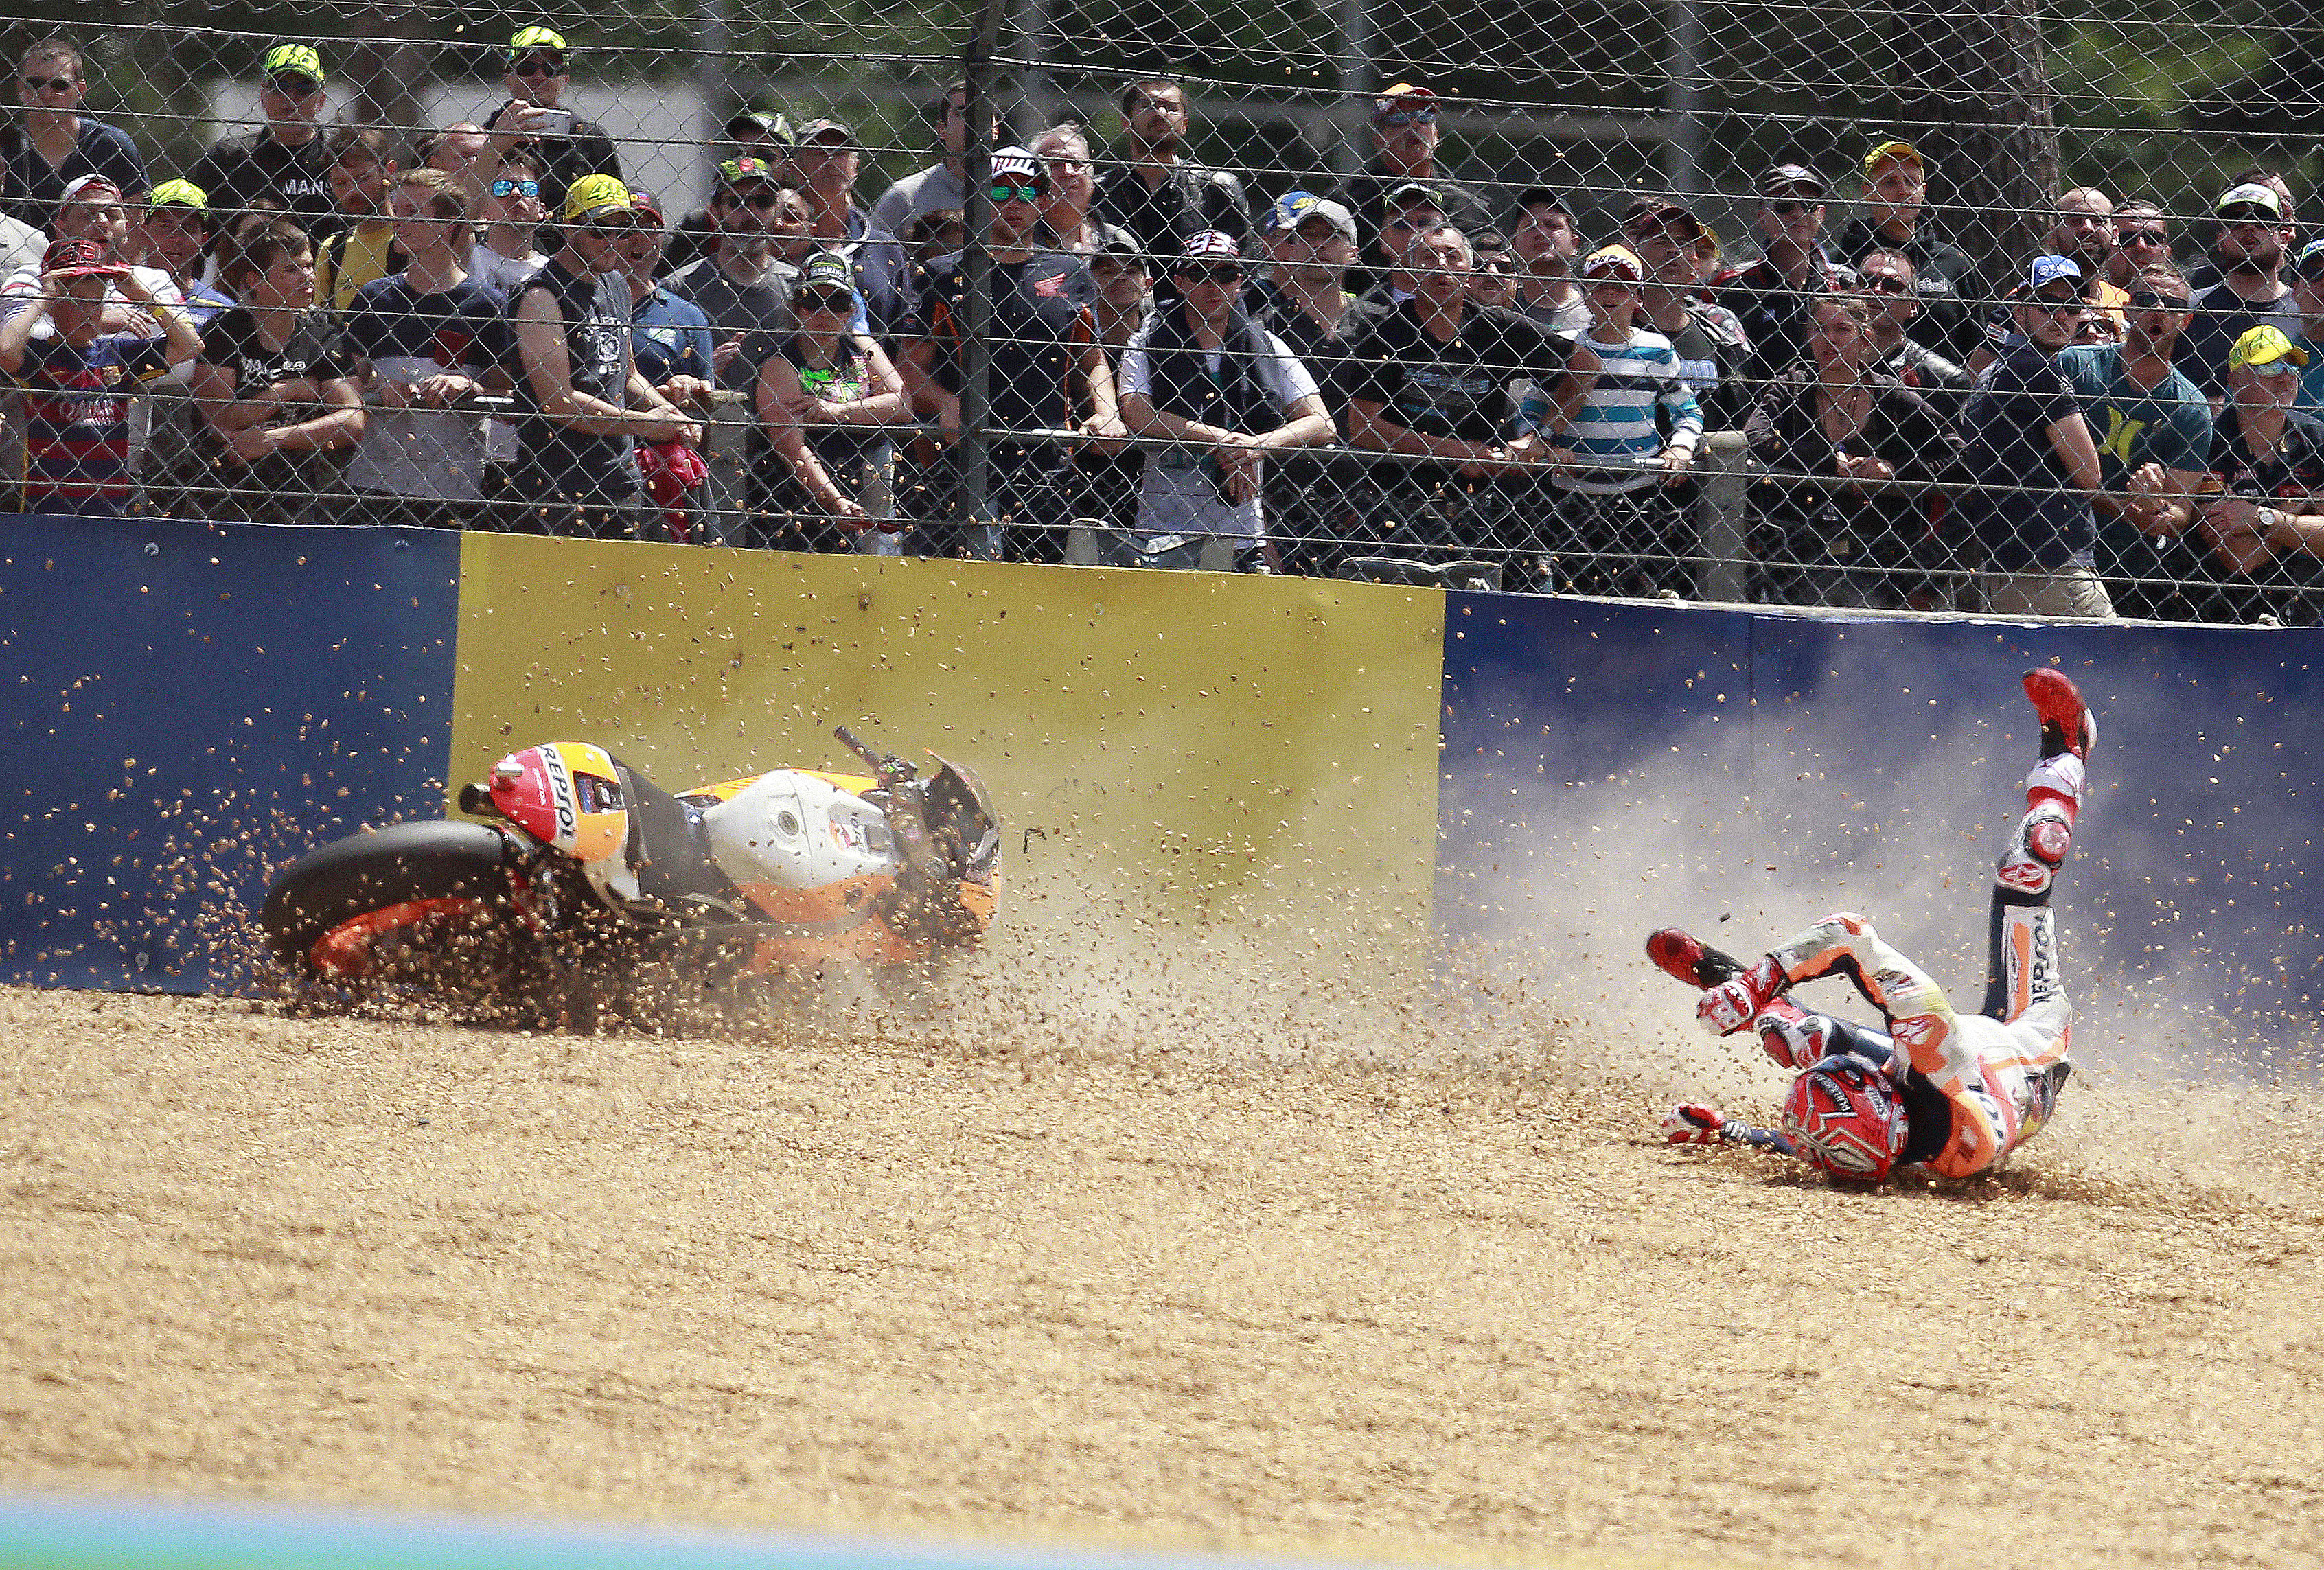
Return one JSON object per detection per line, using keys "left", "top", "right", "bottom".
{"left": 261, "top": 819, "right": 514, "bottom": 979}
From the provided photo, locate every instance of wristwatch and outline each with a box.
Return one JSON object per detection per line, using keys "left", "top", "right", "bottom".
{"left": 2257, "top": 505, "right": 2281, "bottom": 535}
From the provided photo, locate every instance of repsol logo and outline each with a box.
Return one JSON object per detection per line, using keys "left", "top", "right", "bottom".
{"left": 544, "top": 750, "right": 578, "bottom": 844}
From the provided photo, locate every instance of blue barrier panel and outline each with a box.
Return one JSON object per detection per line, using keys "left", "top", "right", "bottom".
{"left": 1436, "top": 597, "right": 2324, "bottom": 1069}
{"left": 0, "top": 516, "right": 461, "bottom": 992}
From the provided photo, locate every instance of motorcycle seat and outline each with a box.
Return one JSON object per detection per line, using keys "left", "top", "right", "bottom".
{"left": 609, "top": 757, "right": 744, "bottom": 908}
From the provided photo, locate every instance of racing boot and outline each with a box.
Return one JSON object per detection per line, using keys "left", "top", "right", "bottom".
{"left": 1999, "top": 670, "right": 2093, "bottom": 897}
{"left": 2022, "top": 667, "right": 2096, "bottom": 761}
{"left": 1646, "top": 927, "right": 1745, "bottom": 989}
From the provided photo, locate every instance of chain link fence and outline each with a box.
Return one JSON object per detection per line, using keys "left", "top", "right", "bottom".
{"left": 3, "top": 3, "right": 2322, "bottom": 621}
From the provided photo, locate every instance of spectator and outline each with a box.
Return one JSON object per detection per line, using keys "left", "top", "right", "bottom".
{"left": 1094, "top": 78, "right": 1251, "bottom": 277}
{"left": 1543, "top": 244, "right": 1703, "bottom": 599}
{"left": 0, "top": 201, "right": 38, "bottom": 279}
{"left": 1344, "top": 222, "right": 1600, "bottom": 584}
{"left": 468, "top": 148, "right": 550, "bottom": 299}
{"left": 1509, "top": 187, "right": 1587, "bottom": 335}
{"left": 1346, "top": 183, "right": 1445, "bottom": 327}
{"left": 0, "top": 238, "right": 197, "bottom": 516}
{"left": 1247, "top": 192, "right": 1365, "bottom": 575}
{"left": 478, "top": 26, "right": 622, "bottom": 222}
{"left": 2193, "top": 326, "right": 2324, "bottom": 623}
{"left": 2053, "top": 261, "right": 2211, "bottom": 619}
{"left": 339, "top": 170, "right": 505, "bottom": 530}
{"left": 665, "top": 107, "right": 791, "bottom": 276}
{"left": 3, "top": 38, "right": 150, "bottom": 227}
{"left": 1855, "top": 248, "right": 1969, "bottom": 395}
{"left": 187, "top": 43, "right": 338, "bottom": 237}
{"left": 1741, "top": 292, "right": 1961, "bottom": 608}
{"left": 504, "top": 176, "right": 698, "bottom": 536}
{"left": 1953, "top": 256, "right": 2111, "bottom": 618}
{"left": 2109, "top": 200, "right": 2174, "bottom": 289}
{"left": 2043, "top": 188, "right": 2127, "bottom": 325}
{"left": 1467, "top": 229, "right": 1518, "bottom": 310}
{"left": 1714, "top": 163, "right": 1854, "bottom": 394}
{"left": 187, "top": 217, "right": 366, "bottom": 525}
{"left": 2185, "top": 167, "right": 2297, "bottom": 294}
{"left": 869, "top": 81, "right": 980, "bottom": 242}
{"left": 1118, "top": 231, "right": 1333, "bottom": 569}
{"left": 665, "top": 157, "right": 802, "bottom": 396}
{"left": 1334, "top": 83, "right": 1493, "bottom": 270}
{"left": 2289, "top": 240, "right": 2324, "bottom": 415}
{"left": 1623, "top": 196, "right": 1753, "bottom": 432}
{"left": 1031, "top": 122, "right": 1135, "bottom": 259}
{"left": 790, "top": 117, "right": 912, "bottom": 340}
{"left": 126, "top": 181, "right": 235, "bottom": 516}
{"left": 2181, "top": 182, "right": 2300, "bottom": 397}
{"left": 128, "top": 181, "right": 231, "bottom": 319}
{"left": 612, "top": 189, "right": 715, "bottom": 412}
{"left": 417, "top": 124, "right": 489, "bottom": 185}
{"left": 1087, "top": 233, "right": 1151, "bottom": 349}
{"left": 314, "top": 127, "right": 401, "bottom": 313}
{"left": 1832, "top": 138, "right": 1983, "bottom": 360}
{"left": 903, "top": 207, "right": 965, "bottom": 273}
{"left": 3, "top": 176, "right": 154, "bottom": 300}
{"left": 898, "top": 146, "right": 1121, "bottom": 562}
{"left": 752, "top": 250, "right": 911, "bottom": 553}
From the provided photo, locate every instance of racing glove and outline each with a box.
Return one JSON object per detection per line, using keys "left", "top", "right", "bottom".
{"left": 1696, "top": 954, "right": 1788, "bottom": 1036}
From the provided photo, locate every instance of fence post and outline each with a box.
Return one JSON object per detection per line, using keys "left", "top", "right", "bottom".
{"left": 956, "top": 0, "right": 1011, "bottom": 561}
{"left": 1695, "top": 428, "right": 1750, "bottom": 605}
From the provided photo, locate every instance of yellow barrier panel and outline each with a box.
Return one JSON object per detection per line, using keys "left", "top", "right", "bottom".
{"left": 451, "top": 535, "right": 1446, "bottom": 980}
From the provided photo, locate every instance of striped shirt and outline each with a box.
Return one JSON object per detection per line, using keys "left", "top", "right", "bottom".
{"left": 10, "top": 331, "right": 173, "bottom": 510}
{"left": 1556, "top": 327, "right": 1702, "bottom": 494}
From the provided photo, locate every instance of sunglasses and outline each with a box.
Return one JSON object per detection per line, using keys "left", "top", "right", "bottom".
{"left": 989, "top": 183, "right": 1042, "bottom": 203}
{"left": 21, "top": 75, "right": 74, "bottom": 92}
{"left": 795, "top": 290, "right": 853, "bottom": 312}
{"left": 1858, "top": 274, "right": 1914, "bottom": 295}
{"left": 490, "top": 178, "right": 540, "bottom": 198}
{"left": 2025, "top": 296, "right": 2084, "bottom": 314}
{"left": 2246, "top": 360, "right": 2299, "bottom": 379}
{"left": 511, "top": 57, "right": 567, "bottom": 77}
{"left": 2119, "top": 228, "right": 2170, "bottom": 246}
{"left": 1766, "top": 199, "right": 1819, "bottom": 216}
{"left": 1377, "top": 108, "right": 1437, "bottom": 127}
{"left": 726, "top": 189, "right": 792, "bottom": 211}
{"left": 2126, "top": 289, "right": 2190, "bottom": 310}
{"left": 1175, "top": 264, "right": 1241, "bottom": 284}
{"left": 2220, "top": 206, "right": 2276, "bottom": 224}
{"left": 266, "top": 76, "right": 323, "bottom": 97}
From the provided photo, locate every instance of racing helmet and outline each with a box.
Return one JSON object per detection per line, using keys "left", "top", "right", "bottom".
{"left": 1780, "top": 1057, "right": 1908, "bottom": 1181}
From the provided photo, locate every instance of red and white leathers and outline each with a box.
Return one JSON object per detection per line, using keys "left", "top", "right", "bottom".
{"left": 1756, "top": 749, "right": 2085, "bottom": 1179}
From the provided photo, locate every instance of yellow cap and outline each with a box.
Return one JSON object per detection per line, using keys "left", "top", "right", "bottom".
{"left": 1580, "top": 244, "right": 1644, "bottom": 284}
{"left": 261, "top": 43, "right": 325, "bottom": 84}
{"left": 1862, "top": 139, "right": 1922, "bottom": 177}
{"left": 148, "top": 178, "right": 209, "bottom": 215}
{"left": 509, "top": 25, "right": 568, "bottom": 59}
{"left": 2229, "top": 324, "right": 2310, "bottom": 373}
{"left": 562, "top": 173, "right": 635, "bottom": 224}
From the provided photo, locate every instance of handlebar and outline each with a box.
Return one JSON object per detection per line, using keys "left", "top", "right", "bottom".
{"left": 833, "top": 724, "right": 917, "bottom": 787}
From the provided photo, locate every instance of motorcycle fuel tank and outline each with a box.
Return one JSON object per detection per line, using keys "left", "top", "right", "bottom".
{"left": 700, "top": 770, "right": 897, "bottom": 923}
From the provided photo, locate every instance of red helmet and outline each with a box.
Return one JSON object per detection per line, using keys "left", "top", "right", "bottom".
{"left": 1781, "top": 1060, "right": 1908, "bottom": 1181}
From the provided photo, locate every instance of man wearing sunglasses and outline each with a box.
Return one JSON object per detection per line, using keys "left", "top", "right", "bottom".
{"left": 899, "top": 146, "right": 1120, "bottom": 562}
{"left": 1094, "top": 78, "right": 1251, "bottom": 288}
{"left": 2106, "top": 201, "right": 2174, "bottom": 290}
{"left": 1622, "top": 196, "right": 1751, "bottom": 432}
{"left": 2188, "top": 325, "right": 2324, "bottom": 621}
{"left": 3, "top": 38, "right": 149, "bottom": 229}
{"left": 665, "top": 157, "right": 808, "bottom": 396}
{"left": 1856, "top": 249, "right": 1969, "bottom": 397}
{"left": 2055, "top": 261, "right": 2212, "bottom": 619}
{"left": 478, "top": 25, "right": 623, "bottom": 222}
{"left": 1711, "top": 163, "right": 1856, "bottom": 395}
{"left": 2182, "top": 183, "right": 2301, "bottom": 401}
{"left": 1954, "top": 255, "right": 2112, "bottom": 618}
{"left": 1832, "top": 139, "right": 1983, "bottom": 362}
{"left": 1333, "top": 83, "right": 1492, "bottom": 279}
{"left": 187, "top": 43, "right": 339, "bottom": 237}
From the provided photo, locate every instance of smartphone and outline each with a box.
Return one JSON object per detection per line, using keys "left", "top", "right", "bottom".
{"left": 529, "top": 107, "right": 574, "bottom": 137}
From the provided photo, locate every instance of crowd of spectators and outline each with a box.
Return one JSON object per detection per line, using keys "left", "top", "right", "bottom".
{"left": 7, "top": 30, "right": 2324, "bottom": 623}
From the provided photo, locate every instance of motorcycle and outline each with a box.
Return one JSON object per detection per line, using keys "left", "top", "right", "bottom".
{"left": 260, "top": 727, "right": 1001, "bottom": 1025}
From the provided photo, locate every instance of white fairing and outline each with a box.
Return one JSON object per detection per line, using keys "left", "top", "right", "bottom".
{"left": 701, "top": 770, "right": 898, "bottom": 891}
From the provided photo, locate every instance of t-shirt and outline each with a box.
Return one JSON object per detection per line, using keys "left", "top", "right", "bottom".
{"left": 196, "top": 305, "right": 352, "bottom": 402}
{"left": 1556, "top": 325, "right": 1701, "bottom": 495}
{"left": 868, "top": 163, "right": 965, "bottom": 248}
{"left": 1, "top": 117, "right": 150, "bottom": 227}
{"left": 2054, "top": 343, "right": 2211, "bottom": 489}
{"left": 2191, "top": 406, "right": 2324, "bottom": 622}
{"left": 187, "top": 130, "right": 338, "bottom": 234}
{"left": 2181, "top": 277, "right": 2301, "bottom": 396}
{"left": 340, "top": 273, "right": 503, "bottom": 498}
{"left": 665, "top": 252, "right": 798, "bottom": 393}
{"left": 316, "top": 224, "right": 403, "bottom": 315}
{"left": 906, "top": 250, "right": 1099, "bottom": 439}
{"left": 8, "top": 330, "right": 173, "bottom": 505}
{"left": 1955, "top": 340, "right": 2095, "bottom": 573}
{"left": 630, "top": 286, "right": 715, "bottom": 393}
{"left": 1342, "top": 299, "right": 1576, "bottom": 475}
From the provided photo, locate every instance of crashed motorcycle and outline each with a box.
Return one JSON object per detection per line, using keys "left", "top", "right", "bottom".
{"left": 260, "top": 727, "right": 1001, "bottom": 1023}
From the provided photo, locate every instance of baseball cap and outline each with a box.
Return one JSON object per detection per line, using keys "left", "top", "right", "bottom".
{"left": 726, "top": 106, "right": 793, "bottom": 144}
{"left": 58, "top": 175, "right": 126, "bottom": 211}
{"left": 1267, "top": 190, "right": 1359, "bottom": 245}
{"left": 1621, "top": 196, "right": 1704, "bottom": 240}
{"left": 715, "top": 155, "right": 783, "bottom": 189}
{"left": 627, "top": 187, "right": 666, "bottom": 227}
{"left": 1861, "top": 139, "right": 1922, "bottom": 177}
{"left": 1095, "top": 231, "right": 1144, "bottom": 261}
{"left": 1580, "top": 244, "right": 1645, "bottom": 284}
{"left": 2230, "top": 324, "right": 2309, "bottom": 372}
{"left": 2025, "top": 253, "right": 2084, "bottom": 297}
{"left": 41, "top": 238, "right": 128, "bottom": 280}
{"left": 146, "top": 178, "right": 209, "bottom": 216}
{"left": 1175, "top": 230, "right": 1241, "bottom": 266}
{"left": 1760, "top": 162, "right": 1827, "bottom": 199}
{"left": 2294, "top": 238, "right": 2324, "bottom": 284}
{"left": 1511, "top": 187, "right": 1571, "bottom": 220}
{"left": 1383, "top": 180, "right": 1443, "bottom": 211}
{"left": 2216, "top": 182, "right": 2285, "bottom": 220}
{"left": 799, "top": 251, "right": 855, "bottom": 295}
{"left": 261, "top": 43, "right": 325, "bottom": 85}
{"left": 562, "top": 173, "right": 636, "bottom": 224}
{"left": 794, "top": 117, "right": 858, "bottom": 148}
{"left": 988, "top": 146, "right": 1042, "bottom": 186}
{"left": 1371, "top": 82, "right": 1439, "bottom": 127}
{"left": 507, "top": 25, "right": 568, "bottom": 62}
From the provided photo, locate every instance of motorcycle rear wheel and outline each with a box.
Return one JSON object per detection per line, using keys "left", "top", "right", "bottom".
{"left": 262, "top": 820, "right": 518, "bottom": 989}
